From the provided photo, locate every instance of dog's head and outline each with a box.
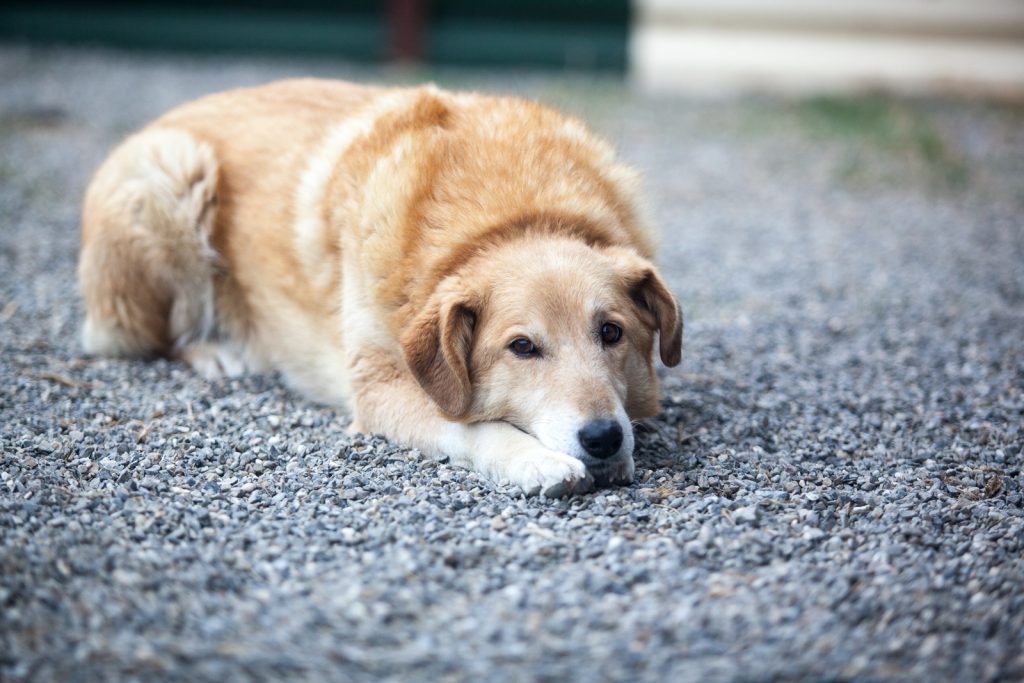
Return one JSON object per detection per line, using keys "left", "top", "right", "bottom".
{"left": 401, "top": 236, "right": 682, "bottom": 487}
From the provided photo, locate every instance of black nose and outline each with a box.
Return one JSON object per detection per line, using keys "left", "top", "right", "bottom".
{"left": 577, "top": 419, "right": 623, "bottom": 460}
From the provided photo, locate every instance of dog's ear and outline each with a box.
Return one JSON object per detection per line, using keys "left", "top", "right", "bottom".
{"left": 638, "top": 268, "right": 684, "bottom": 367}
{"left": 401, "top": 284, "right": 477, "bottom": 417}
{"left": 610, "top": 249, "right": 684, "bottom": 367}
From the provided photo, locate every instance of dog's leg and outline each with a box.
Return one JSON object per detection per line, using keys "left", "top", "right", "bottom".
{"left": 179, "top": 341, "right": 247, "bottom": 379}
{"left": 349, "top": 351, "right": 593, "bottom": 497}
{"left": 455, "top": 421, "right": 595, "bottom": 497}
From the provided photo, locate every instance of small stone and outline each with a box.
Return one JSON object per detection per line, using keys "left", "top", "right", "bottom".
{"left": 733, "top": 505, "right": 759, "bottom": 525}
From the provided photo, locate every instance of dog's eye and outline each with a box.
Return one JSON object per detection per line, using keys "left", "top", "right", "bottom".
{"left": 600, "top": 322, "right": 623, "bottom": 346}
{"left": 509, "top": 337, "right": 539, "bottom": 358}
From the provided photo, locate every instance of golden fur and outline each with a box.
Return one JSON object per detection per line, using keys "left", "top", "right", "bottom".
{"left": 79, "top": 79, "right": 683, "bottom": 495}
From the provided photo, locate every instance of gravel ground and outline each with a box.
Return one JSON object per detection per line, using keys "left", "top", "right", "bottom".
{"left": 1, "top": 45, "right": 1023, "bottom": 682}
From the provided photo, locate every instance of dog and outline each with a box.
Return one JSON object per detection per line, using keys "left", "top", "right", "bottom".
{"left": 78, "top": 79, "right": 683, "bottom": 496}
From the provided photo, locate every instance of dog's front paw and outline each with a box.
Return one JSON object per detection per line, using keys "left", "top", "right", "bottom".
{"left": 506, "top": 450, "right": 593, "bottom": 498}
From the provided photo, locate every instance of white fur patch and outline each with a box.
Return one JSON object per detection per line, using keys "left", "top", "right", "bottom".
{"left": 282, "top": 87, "right": 447, "bottom": 404}
{"left": 448, "top": 421, "right": 592, "bottom": 496}
{"left": 292, "top": 87, "right": 440, "bottom": 291}
{"left": 180, "top": 341, "right": 248, "bottom": 379}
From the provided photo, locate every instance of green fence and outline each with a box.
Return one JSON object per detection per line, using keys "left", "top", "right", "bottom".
{"left": 0, "top": 1, "right": 629, "bottom": 70}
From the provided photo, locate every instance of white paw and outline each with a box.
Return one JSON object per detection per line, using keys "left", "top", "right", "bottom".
{"left": 180, "top": 342, "right": 246, "bottom": 379}
{"left": 505, "top": 450, "right": 593, "bottom": 498}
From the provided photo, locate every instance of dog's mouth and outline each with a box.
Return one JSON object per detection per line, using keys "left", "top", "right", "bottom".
{"left": 585, "top": 457, "right": 636, "bottom": 488}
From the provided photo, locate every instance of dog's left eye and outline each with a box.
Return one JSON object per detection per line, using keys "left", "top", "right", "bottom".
{"left": 600, "top": 322, "right": 623, "bottom": 346}
{"left": 509, "top": 337, "right": 539, "bottom": 358}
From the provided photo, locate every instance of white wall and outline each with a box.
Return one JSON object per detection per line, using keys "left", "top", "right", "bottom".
{"left": 631, "top": 0, "right": 1024, "bottom": 96}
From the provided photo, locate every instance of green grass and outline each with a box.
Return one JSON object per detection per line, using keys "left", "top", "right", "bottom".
{"left": 795, "top": 95, "right": 969, "bottom": 190}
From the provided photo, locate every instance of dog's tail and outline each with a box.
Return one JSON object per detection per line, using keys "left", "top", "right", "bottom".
{"left": 79, "top": 127, "right": 220, "bottom": 358}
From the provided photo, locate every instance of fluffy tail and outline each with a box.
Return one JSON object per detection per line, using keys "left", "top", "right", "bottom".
{"left": 79, "top": 127, "right": 220, "bottom": 357}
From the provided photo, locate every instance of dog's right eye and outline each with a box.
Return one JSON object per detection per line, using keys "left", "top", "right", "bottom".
{"left": 509, "top": 337, "right": 539, "bottom": 358}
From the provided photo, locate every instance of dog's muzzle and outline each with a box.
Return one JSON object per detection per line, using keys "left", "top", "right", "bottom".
{"left": 586, "top": 458, "right": 635, "bottom": 487}
{"left": 576, "top": 418, "right": 634, "bottom": 486}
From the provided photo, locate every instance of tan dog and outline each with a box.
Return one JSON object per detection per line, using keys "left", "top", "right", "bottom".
{"left": 79, "top": 79, "right": 683, "bottom": 496}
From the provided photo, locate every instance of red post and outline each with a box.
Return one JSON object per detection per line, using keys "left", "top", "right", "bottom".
{"left": 389, "top": 0, "right": 428, "bottom": 63}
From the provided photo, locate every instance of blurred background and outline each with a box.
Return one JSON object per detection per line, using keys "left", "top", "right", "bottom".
{"left": 1, "top": 0, "right": 1022, "bottom": 97}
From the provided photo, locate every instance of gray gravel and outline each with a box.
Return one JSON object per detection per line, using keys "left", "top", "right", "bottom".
{"left": 2, "top": 45, "right": 1023, "bottom": 682}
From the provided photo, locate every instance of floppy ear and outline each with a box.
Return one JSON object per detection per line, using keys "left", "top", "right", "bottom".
{"left": 635, "top": 268, "right": 684, "bottom": 367}
{"left": 401, "top": 285, "right": 477, "bottom": 417}
{"left": 611, "top": 250, "right": 684, "bottom": 367}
